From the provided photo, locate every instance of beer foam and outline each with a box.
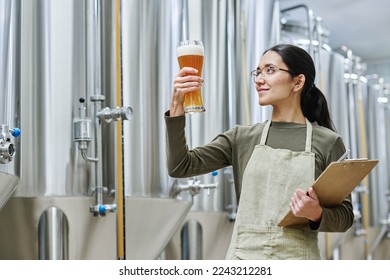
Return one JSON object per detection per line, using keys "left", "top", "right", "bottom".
{"left": 177, "top": 44, "right": 204, "bottom": 56}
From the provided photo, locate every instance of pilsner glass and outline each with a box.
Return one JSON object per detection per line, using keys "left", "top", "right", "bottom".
{"left": 176, "top": 40, "right": 205, "bottom": 113}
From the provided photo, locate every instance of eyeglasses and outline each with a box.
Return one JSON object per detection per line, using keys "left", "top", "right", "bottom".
{"left": 250, "top": 65, "right": 296, "bottom": 83}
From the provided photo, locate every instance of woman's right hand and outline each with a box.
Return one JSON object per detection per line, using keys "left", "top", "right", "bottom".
{"left": 169, "top": 67, "right": 203, "bottom": 117}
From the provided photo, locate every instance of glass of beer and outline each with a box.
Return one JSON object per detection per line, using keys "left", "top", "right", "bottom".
{"left": 176, "top": 40, "right": 205, "bottom": 113}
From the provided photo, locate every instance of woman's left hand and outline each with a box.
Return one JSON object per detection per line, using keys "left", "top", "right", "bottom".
{"left": 290, "top": 187, "right": 323, "bottom": 222}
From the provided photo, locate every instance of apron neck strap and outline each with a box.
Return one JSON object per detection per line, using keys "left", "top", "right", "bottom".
{"left": 260, "top": 118, "right": 313, "bottom": 153}
{"left": 304, "top": 118, "right": 313, "bottom": 153}
{"left": 260, "top": 120, "right": 272, "bottom": 145}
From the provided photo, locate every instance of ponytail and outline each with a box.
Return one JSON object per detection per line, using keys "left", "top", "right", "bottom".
{"left": 301, "top": 84, "right": 336, "bottom": 131}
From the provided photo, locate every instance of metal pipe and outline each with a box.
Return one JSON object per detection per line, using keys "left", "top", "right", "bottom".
{"left": 227, "top": 0, "right": 236, "bottom": 127}
{"left": 344, "top": 47, "right": 358, "bottom": 159}
{"left": 170, "top": 178, "right": 218, "bottom": 199}
{"left": 81, "top": 149, "right": 98, "bottom": 162}
{"left": 280, "top": 4, "right": 314, "bottom": 56}
{"left": 93, "top": 0, "right": 102, "bottom": 97}
{"left": 92, "top": 0, "right": 104, "bottom": 207}
{"left": 239, "top": 0, "right": 251, "bottom": 125}
{"left": 38, "top": 207, "right": 69, "bottom": 260}
{"left": 355, "top": 77, "right": 370, "bottom": 258}
{"left": 181, "top": 220, "right": 202, "bottom": 260}
{"left": 181, "top": 0, "right": 189, "bottom": 41}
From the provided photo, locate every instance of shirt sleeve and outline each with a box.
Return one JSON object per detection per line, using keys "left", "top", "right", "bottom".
{"left": 165, "top": 110, "right": 233, "bottom": 178}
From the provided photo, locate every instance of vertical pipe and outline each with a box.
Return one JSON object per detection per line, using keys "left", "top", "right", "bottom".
{"left": 181, "top": 0, "right": 189, "bottom": 40}
{"left": 280, "top": 5, "right": 314, "bottom": 56}
{"left": 38, "top": 207, "right": 69, "bottom": 260}
{"left": 346, "top": 50, "right": 357, "bottom": 158}
{"left": 357, "top": 82, "right": 370, "bottom": 258}
{"left": 239, "top": 0, "right": 251, "bottom": 125}
{"left": 181, "top": 220, "right": 202, "bottom": 260}
{"left": 93, "top": 0, "right": 102, "bottom": 97}
{"left": 0, "top": 0, "right": 11, "bottom": 122}
{"left": 226, "top": 0, "right": 236, "bottom": 127}
{"left": 115, "top": 0, "right": 125, "bottom": 260}
{"left": 92, "top": 0, "right": 104, "bottom": 207}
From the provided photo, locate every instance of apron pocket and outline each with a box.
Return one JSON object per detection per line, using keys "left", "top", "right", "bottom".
{"left": 235, "top": 225, "right": 309, "bottom": 260}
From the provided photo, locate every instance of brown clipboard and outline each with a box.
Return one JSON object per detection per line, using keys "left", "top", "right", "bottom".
{"left": 277, "top": 159, "right": 379, "bottom": 227}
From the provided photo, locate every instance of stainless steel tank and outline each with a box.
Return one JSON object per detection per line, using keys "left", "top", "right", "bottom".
{"left": 0, "top": 0, "right": 21, "bottom": 210}
{"left": 0, "top": 0, "right": 190, "bottom": 260}
{"left": 3, "top": 0, "right": 387, "bottom": 261}
{"left": 365, "top": 77, "right": 390, "bottom": 225}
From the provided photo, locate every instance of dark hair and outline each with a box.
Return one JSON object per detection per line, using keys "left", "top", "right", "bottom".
{"left": 264, "top": 44, "right": 336, "bottom": 131}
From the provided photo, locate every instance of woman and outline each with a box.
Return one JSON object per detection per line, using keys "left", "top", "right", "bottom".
{"left": 165, "top": 44, "right": 354, "bottom": 259}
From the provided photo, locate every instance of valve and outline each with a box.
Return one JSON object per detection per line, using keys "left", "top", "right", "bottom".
{"left": 0, "top": 124, "right": 21, "bottom": 164}
{"left": 96, "top": 106, "right": 133, "bottom": 123}
{"left": 9, "top": 127, "right": 21, "bottom": 137}
{"left": 90, "top": 204, "right": 117, "bottom": 216}
{"left": 170, "top": 172, "right": 218, "bottom": 199}
{"left": 73, "top": 96, "right": 133, "bottom": 217}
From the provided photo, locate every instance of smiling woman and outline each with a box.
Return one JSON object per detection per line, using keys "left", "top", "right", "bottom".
{"left": 165, "top": 43, "right": 354, "bottom": 260}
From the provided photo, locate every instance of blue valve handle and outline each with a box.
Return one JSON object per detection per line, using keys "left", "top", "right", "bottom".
{"left": 10, "top": 128, "right": 21, "bottom": 137}
{"left": 211, "top": 171, "right": 218, "bottom": 176}
{"left": 98, "top": 205, "right": 107, "bottom": 214}
{"left": 98, "top": 204, "right": 117, "bottom": 214}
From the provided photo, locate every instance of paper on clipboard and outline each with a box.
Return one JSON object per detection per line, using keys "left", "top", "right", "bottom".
{"left": 278, "top": 158, "right": 379, "bottom": 227}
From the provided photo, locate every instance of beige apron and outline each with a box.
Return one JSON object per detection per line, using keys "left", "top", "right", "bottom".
{"left": 226, "top": 119, "right": 321, "bottom": 260}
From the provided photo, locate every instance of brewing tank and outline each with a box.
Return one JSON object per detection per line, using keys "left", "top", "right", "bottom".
{"left": 0, "top": 0, "right": 191, "bottom": 260}
{"left": 0, "top": 0, "right": 21, "bottom": 209}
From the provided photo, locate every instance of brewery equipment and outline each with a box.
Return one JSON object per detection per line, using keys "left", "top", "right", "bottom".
{"left": 0, "top": 125, "right": 20, "bottom": 165}
{"left": 0, "top": 0, "right": 389, "bottom": 260}
{"left": 0, "top": 0, "right": 21, "bottom": 212}
{"left": 0, "top": 0, "right": 191, "bottom": 260}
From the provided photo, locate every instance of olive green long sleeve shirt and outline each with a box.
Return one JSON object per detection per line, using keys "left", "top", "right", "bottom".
{"left": 165, "top": 112, "right": 354, "bottom": 232}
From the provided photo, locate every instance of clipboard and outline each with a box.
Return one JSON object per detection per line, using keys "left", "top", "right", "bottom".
{"left": 277, "top": 158, "right": 379, "bottom": 227}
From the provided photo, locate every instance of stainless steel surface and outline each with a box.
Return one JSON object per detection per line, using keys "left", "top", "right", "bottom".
{"left": 365, "top": 78, "right": 390, "bottom": 226}
{"left": 0, "top": 0, "right": 191, "bottom": 259}
{"left": 181, "top": 220, "right": 202, "bottom": 260}
{"left": 0, "top": 197, "right": 116, "bottom": 259}
{"left": 0, "top": 171, "right": 20, "bottom": 210}
{"left": 0, "top": 0, "right": 21, "bottom": 177}
{"left": 165, "top": 212, "right": 234, "bottom": 260}
{"left": 18, "top": 0, "right": 90, "bottom": 196}
{"left": 125, "top": 198, "right": 192, "bottom": 260}
{"left": 1, "top": 0, "right": 390, "bottom": 260}
{"left": 16, "top": 0, "right": 120, "bottom": 197}
{"left": 38, "top": 207, "right": 69, "bottom": 260}
{"left": 0, "top": 197, "right": 190, "bottom": 260}
{"left": 121, "top": 0, "right": 184, "bottom": 197}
